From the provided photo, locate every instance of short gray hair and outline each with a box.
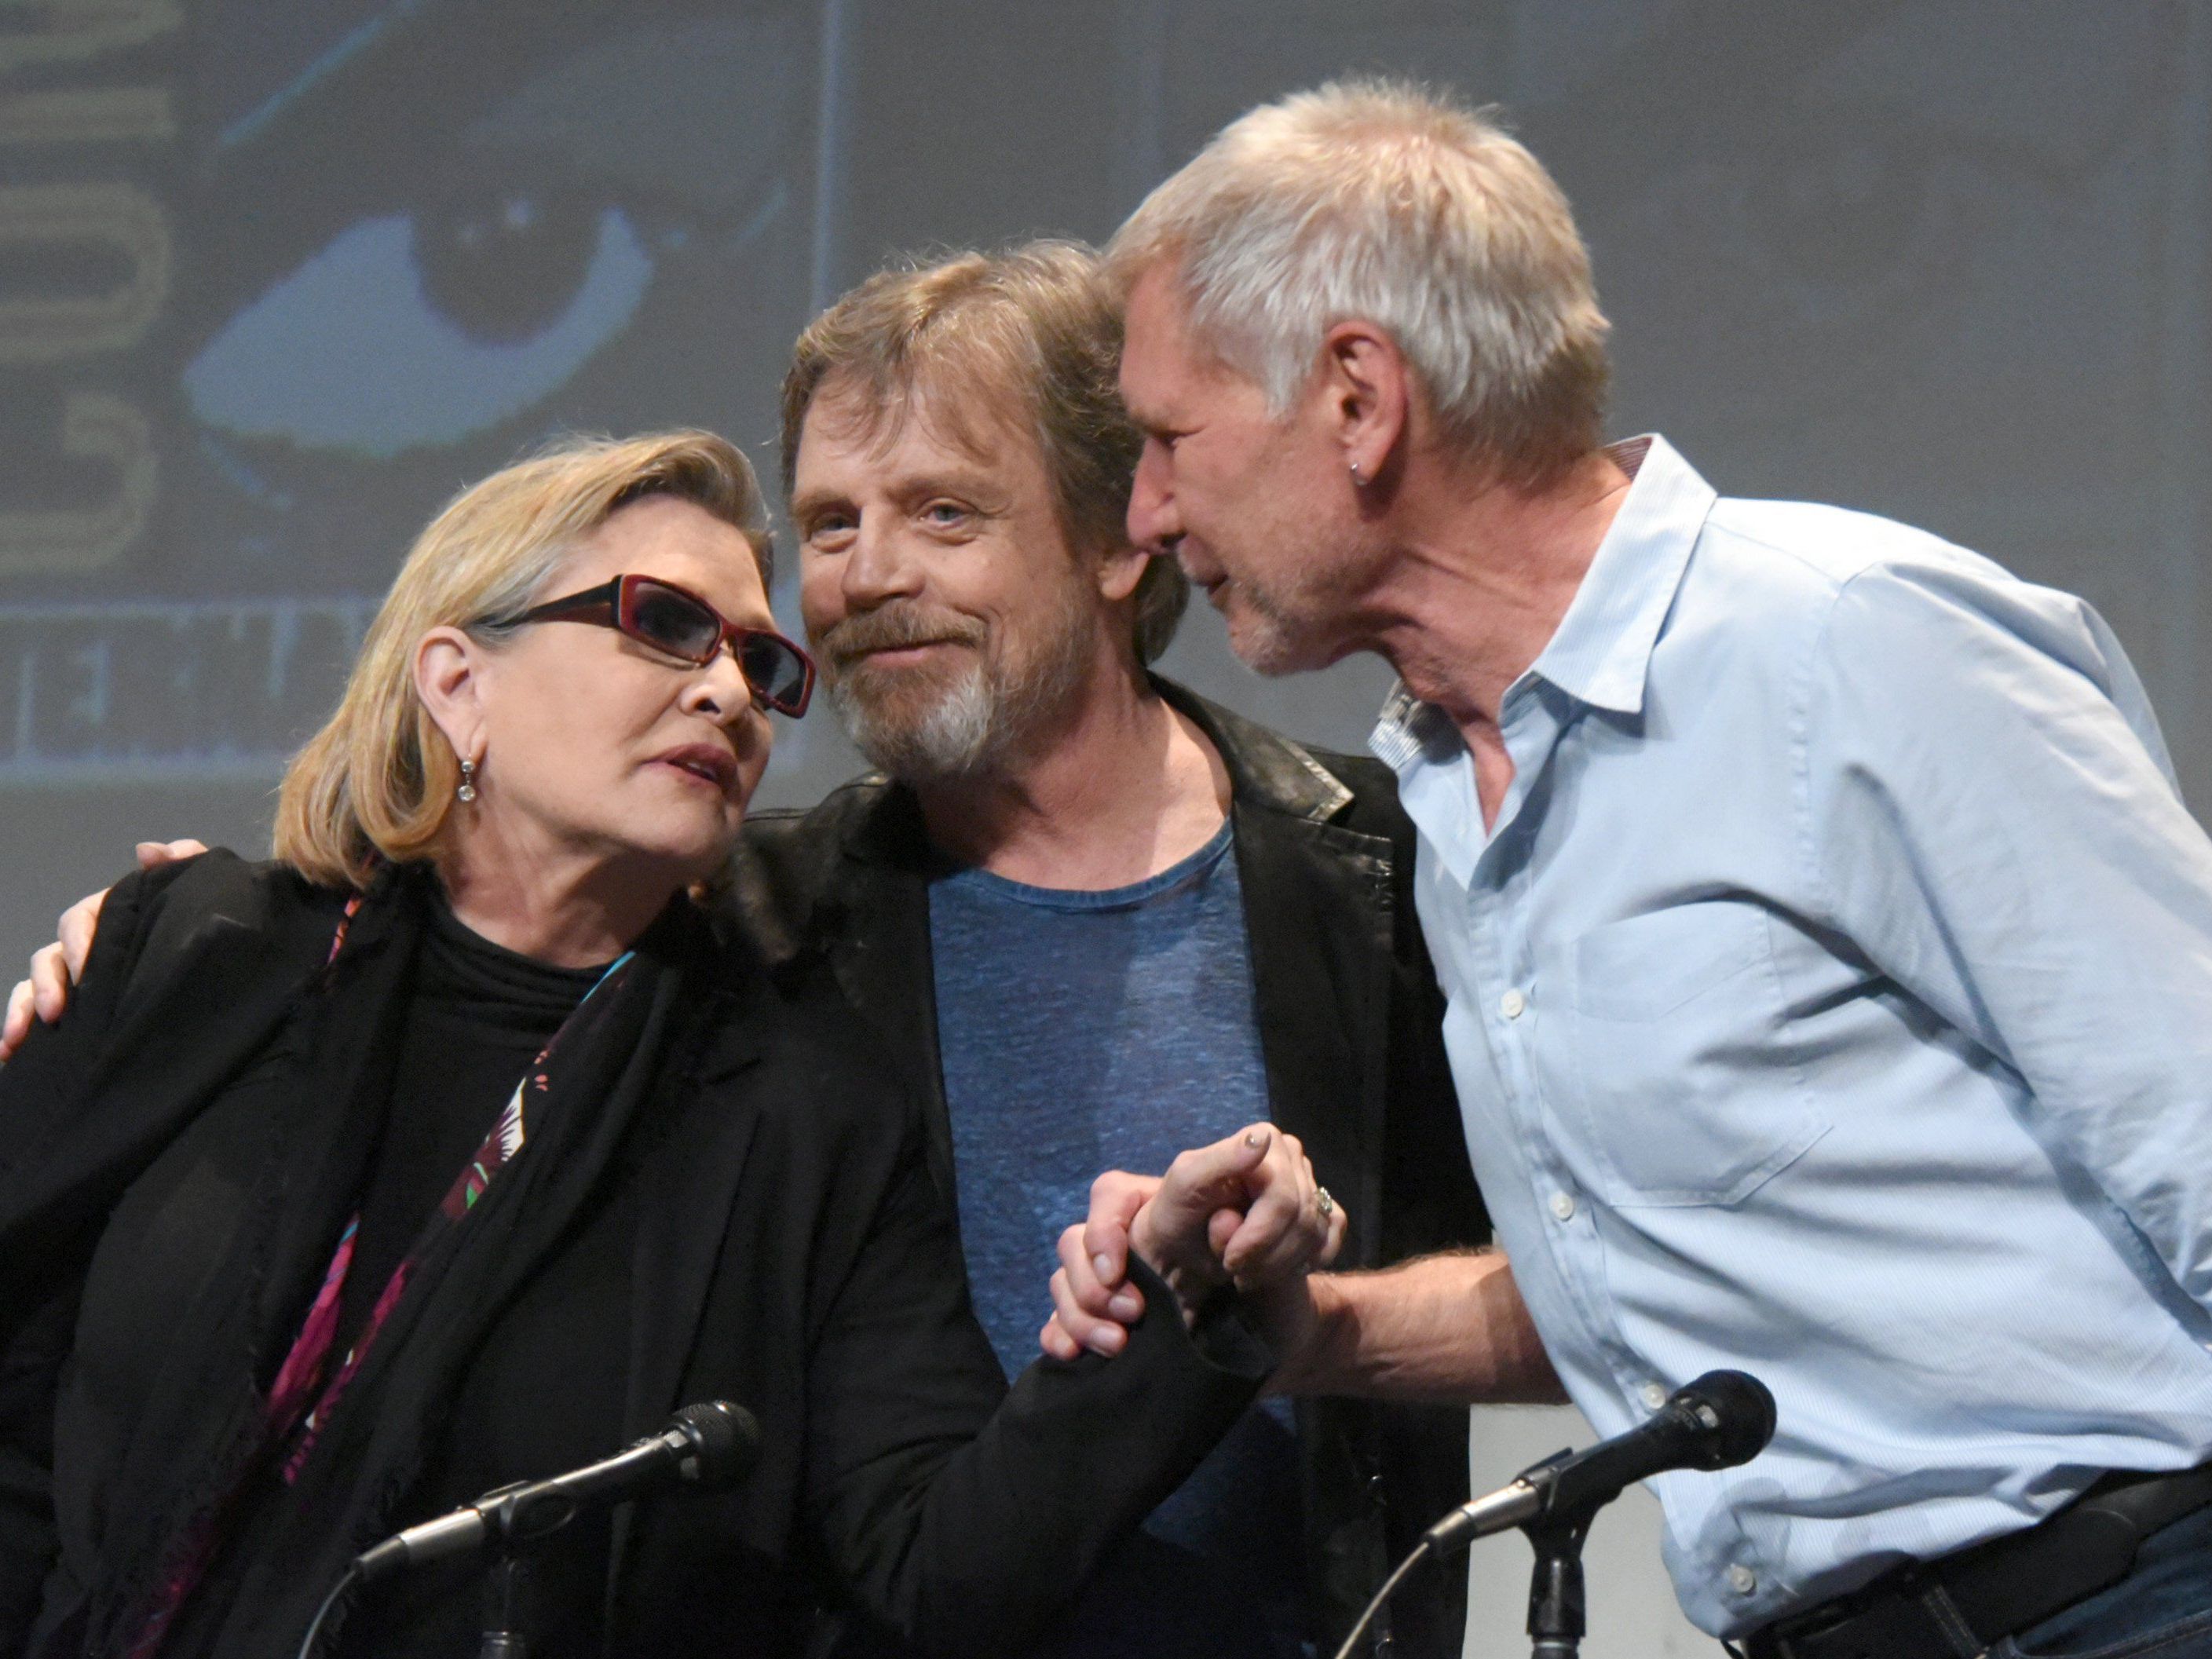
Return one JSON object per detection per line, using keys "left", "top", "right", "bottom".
{"left": 1109, "top": 79, "right": 1610, "bottom": 487}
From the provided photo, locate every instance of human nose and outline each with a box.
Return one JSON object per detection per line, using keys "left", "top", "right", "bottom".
{"left": 841, "top": 515, "right": 924, "bottom": 610}
{"left": 679, "top": 642, "right": 766, "bottom": 729}
{"left": 1127, "top": 437, "right": 1182, "bottom": 555}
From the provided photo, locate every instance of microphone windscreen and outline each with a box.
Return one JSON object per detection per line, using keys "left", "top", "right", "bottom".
{"left": 1677, "top": 1371, "right": 1776, "bottom": 1469}
{"left": 675, "top": 1400, "right": 762, "bottom": 1487}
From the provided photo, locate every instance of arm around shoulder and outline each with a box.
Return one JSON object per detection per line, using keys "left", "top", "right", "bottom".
{"left": 0, "top": 848, "right": 226, "bottom": 1646}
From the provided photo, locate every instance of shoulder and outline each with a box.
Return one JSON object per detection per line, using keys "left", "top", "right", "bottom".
{"left": 1662, "top": 497, "right": 2093, "bottom": 702}
{"left": 1675, "top": 500, "right": 2170, "bottom": 799}
{"left": 1, "top": 850, "right": 347, "bottom": 1111}
{"left": 726, "top": 774, "right": 904, "bottom": 959}
{"left": 1155, "top": 674, "right": 1408, "bottom": 840}
{"left": 1699, "top": 499, "right": 2134, "bottom": 700}
{"left": 98, "top": 849, "right": 344, "bottom": 998}
{"left": 739, "top": 773, "right": 896, "bottom": 859}
{"left": 1808, "top": 550, "right": 2165, "bottom": 773}
{"left": 689, "top": 930, "right": 918, "bottom": 1146}
{"left": 1694, "top": 496, "right": 2017, "bottom": 623}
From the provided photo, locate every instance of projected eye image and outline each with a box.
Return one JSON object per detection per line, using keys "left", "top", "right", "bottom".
{"left": 184, "top": 194, "right": 657, "bottom": 459}
{"left": 1, "top": 0, "right": 814, "bottom": 784}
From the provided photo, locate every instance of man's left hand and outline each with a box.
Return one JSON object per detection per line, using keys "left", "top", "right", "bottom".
{"left": 1040, "top": 1124, "right": 1345, "bottom": 1359}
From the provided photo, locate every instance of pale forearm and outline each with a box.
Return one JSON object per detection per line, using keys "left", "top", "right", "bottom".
{"left": 1267, "top": 1249, "right": 1565, "bottom": 1405}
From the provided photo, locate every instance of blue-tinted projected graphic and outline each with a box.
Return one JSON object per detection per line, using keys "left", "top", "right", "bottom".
{"left": 5, "top": 0, "right": 2210, "bottom": 886}
{"left": 184, "top": 208, "right": 654, "bottom": 458}
{"left": 0, "top": 597, "right": 377, "bottom": 783}
{"left": 2, "top": 0, "right": 817, "bottom": 787}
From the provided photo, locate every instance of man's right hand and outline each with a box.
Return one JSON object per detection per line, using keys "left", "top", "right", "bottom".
{"left": 0, "top": 839, "right": 207, "bottom": 1060}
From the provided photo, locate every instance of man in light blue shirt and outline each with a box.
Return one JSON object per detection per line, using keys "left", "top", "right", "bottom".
{"left": 1077, "top": 77, "right": 2212, "bottom": 1656}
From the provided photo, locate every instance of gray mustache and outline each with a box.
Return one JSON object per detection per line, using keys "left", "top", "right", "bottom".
{"left": 819, "top": 608, "right": 988, "bottom": 666}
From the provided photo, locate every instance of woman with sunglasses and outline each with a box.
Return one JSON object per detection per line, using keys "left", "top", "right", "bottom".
{"left": 0, "top": 432, "right": 1324, "bottom": 1659}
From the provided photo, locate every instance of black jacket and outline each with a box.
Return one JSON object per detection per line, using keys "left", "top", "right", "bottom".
{"left": 733, "top": 679, "right": 1490, "bottom": 1657}
{"left": 0, "top": 853, "right": 1267, "bottom": 1659}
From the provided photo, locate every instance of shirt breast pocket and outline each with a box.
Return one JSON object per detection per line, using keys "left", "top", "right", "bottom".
{"left": 1548, "top": 904, "right": 1827, "bottom": 1207}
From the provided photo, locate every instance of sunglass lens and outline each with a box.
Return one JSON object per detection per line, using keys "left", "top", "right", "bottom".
{"left": 737, "top": 634, "right": 810, "bottom": 714}
{"left": 628, "top": 583, "right": 722, "bottom": 660}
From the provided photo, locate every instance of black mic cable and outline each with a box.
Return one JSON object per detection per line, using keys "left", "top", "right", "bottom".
{"left": 294, "top": 1401, "right": 760, "bottom": 1659}
{"left": 1328, "top": 1371, "right": 1776, "bottom": 1659}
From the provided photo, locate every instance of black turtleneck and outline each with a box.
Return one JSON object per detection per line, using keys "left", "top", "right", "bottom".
{"left": 329, "top": 897, "right": 608, "bottom": 1363}
{"left": 174, "top": 897, "right": 640, "bottom": 1659}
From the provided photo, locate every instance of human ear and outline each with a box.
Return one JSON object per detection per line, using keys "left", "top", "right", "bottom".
{"left": 1094, "top": 539, "right": 1150, "bottom": 605}
{"left": 1321, "top": 320, "right": 1410, "bottom": 488}
{"left": 414, "top": 627, "right": 488, "bottom": 765}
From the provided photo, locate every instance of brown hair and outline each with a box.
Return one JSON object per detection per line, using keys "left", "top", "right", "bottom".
{"left": 781, "top": 239, "right": 1188, "bottom": 663}
{"left": 272, "top": 429, "right": 770, "bottom": 890}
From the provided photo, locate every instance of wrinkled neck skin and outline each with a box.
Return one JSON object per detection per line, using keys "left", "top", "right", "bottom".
{"left": 436, "top": 811, "right": 697, "bottom": 967}
{"left": 912, "top": 640, "right": 1230, "bottom": 891}
{"left": 1362, "top": 448, "right": 1634, "bottom": 735}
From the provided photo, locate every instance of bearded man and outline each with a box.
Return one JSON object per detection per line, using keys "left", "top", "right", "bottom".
{"left": 4, "top": 242, "right": 1553, "bottom": 1657}
{"left": 734, "top": 240, "right": 1546, "bottom": 1659}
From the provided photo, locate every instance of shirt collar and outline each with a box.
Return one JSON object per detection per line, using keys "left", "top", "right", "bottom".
{"left": 1370, "top": 684, "right": 1463, "bottom": 772}
{"left": 1523, "top": 433, "right": 1716, "bottom": 717}
{"left": 1370, "top": 433, "right": 1717, "bottom": 769}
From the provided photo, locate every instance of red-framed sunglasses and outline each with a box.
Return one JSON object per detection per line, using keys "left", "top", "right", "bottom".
{"left": 507, "top": 573, "right": 815, "bottom": 718}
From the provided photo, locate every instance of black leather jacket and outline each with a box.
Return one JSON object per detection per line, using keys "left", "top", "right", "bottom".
{"left": 730, "top": 678, "right": 1490, "bottom": 1658}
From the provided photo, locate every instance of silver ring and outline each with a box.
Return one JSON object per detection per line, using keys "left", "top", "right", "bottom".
{"left": 1315, "top": 1186, "right": 1335, "bottom": 1219}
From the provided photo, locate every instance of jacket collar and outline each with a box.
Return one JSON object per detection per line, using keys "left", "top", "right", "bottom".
{"left": 1152, "top": 675, "right": 1355, "bottom": 824}
{"left": 824, "top": 674, "right": 1359, "bottom": 866}
{"left": 832, "top": 770, "right": 940, "bottom": 869}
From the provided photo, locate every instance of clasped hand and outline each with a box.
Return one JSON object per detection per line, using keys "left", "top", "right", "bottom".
{"left": 1039, "top": 1124, "right": 1345, "bottom": 1361}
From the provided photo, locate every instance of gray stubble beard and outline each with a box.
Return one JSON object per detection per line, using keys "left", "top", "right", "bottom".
{"left": 827, "top": 605, "right": 1101, "bottom": 784}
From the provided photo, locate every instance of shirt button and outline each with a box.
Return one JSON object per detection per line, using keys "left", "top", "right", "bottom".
{"left": 1640, "top": 1380, "right": 1668, "bottom": 1411}
{"left": 1728, "top": 1564, "right": 1757, "bottom": 1595}
{"left": 1499, "top": 988, "right": 1527, "bottom": 1019}
{"left": 1549, "top": 1190, "right": 1576, "bottom": 1222}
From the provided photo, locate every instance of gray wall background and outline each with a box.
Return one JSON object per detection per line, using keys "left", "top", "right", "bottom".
{"left": 5, "top": 4, "right": 2206, "bottom": 1649}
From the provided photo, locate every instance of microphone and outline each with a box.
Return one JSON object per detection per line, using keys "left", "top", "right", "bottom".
{"left": 1424, "top": 1370, "right": 1775, "bottom": 1553}
{"left": 353, "top": 1400, "right": 760, "bottom": 1584}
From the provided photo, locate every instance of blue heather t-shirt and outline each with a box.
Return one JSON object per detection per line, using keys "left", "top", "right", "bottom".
{"left": 930, "top": 820, "right": 1308, "bottom": 1658}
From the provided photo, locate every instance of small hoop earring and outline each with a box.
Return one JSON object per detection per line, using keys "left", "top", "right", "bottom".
{"left": 456, "top": 756, "right": 478, "bottom": 804}
{"left": 1348, "top": 458, "right": 1366, "bottom": 487}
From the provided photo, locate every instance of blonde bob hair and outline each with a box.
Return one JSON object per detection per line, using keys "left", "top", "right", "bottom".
{"left": 273, "top": 430, "right": 771, "bottom": 891}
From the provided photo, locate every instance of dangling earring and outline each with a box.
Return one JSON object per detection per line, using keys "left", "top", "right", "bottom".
{"left": 456, "top": 755, "right": 478, "bottom": 804}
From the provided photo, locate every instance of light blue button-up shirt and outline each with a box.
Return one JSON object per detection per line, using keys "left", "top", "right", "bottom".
{"left": 1373, "top": 435, "right": 2212, "bottom": 1637}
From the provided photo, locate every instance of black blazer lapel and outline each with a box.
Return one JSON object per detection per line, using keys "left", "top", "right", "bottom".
{"left": 732, "top": 783, "right": 955, "bottom": 1215}
{"left": 605, "top": 986, "right": 766, "bottom": 1612}
{"left": 620, "top": 995, "right": 766, "bottom": 1436}
{"left": 1227, "top": 802, "right": 1395, "bottom": 1270}
{"left": 821, "top": 798, "right": 956, "bottom": 1218}
{"left": 1160, "top": 679, "right": 1398, "bottom": 1270}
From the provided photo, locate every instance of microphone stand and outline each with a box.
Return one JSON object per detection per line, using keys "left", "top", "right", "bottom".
{"left": 468, "top": 1482, "right": 573, "bottom": 1659}
{"left": 1523, "top": 1508, "right": 1594, "bottom": 1659}
{"left": 480, "top": 1552, "right": 533, "bottom": 1659}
